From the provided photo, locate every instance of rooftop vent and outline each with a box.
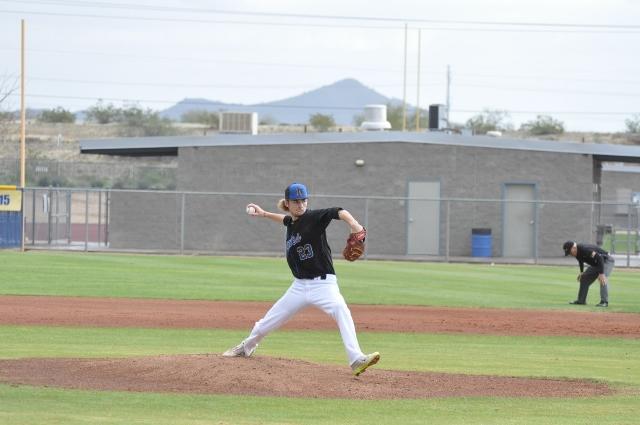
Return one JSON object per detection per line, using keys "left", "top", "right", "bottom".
{"left": 219, "top": 112, "right": 258, "bottom": 135}
{"left": 360, "top": 104, "right": 391, "bottom": 131}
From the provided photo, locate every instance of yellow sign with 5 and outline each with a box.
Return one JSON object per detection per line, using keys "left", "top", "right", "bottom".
{"left": 0, "top": 185, "right": 22, "bottom": 212}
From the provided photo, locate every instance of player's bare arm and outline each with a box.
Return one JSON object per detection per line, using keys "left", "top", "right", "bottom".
{"left": 246, "top": 203, "right": 286, "bottom": 224}
{"left": 338, "top": 209, "right": 363, "bottom": 233}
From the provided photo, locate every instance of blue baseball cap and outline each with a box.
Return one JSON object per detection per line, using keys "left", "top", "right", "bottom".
{"left": 285, "top": 183, "right": 308, "bottom": 200}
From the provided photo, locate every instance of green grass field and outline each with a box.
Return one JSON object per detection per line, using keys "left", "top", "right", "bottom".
{"left": 0, "top": 251, "right": 639, "bottom": 424}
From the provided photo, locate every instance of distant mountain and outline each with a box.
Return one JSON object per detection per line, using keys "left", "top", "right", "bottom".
{"left": 160, "top": 78, "right": 396, "bottom": 125}
{"left": 159, "top": 98, "right": 248, "bottom": 122}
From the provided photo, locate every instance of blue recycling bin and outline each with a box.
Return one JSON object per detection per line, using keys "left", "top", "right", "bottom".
{"left": 471, "top": 228, "right": 492, "bottom": 257}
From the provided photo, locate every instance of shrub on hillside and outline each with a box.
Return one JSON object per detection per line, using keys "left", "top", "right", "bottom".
{"left": 35, "top": 175, "right": 73, "bottom": 187}
{"left": 466, "top": 109, "right": 512, "bottom": 134}
{"left": 118, "top": 106, "right": 176, "bottom": 137}
{"left": 519, "top": 115, "right": 565, "bottom": 135}
{"left": 625, "top": 114, "right": 640, "bottom": 134}
{"left": 309, "top": 113, "right": 335, "bottom": 132}
{"left": 38, "top": 107, "right": 76, "bottom": 124}
{"left": 181, "top": 110, "right": 219, "bottom": 128}
{"left": 85, "top": 101, "right": 121, "bottom": 124}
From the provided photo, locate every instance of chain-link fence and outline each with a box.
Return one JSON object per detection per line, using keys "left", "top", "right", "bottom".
{"left": 18, "top": 188, "right": 640, "bottom": 267}
{"left": 0, "top": 159, "right": 176, "bottom": 189}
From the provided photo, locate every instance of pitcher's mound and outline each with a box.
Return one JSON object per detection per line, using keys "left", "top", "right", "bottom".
{"left": 0, "top": 355, "right": 612, "bottom": 399}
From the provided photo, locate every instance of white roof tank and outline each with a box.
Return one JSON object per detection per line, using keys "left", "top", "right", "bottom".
{"left": 360, "top": 104, "right": 391, "bottom": 131}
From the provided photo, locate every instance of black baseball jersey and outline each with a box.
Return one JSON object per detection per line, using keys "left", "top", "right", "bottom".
{"left": 283, "top": 207, "right": 342, "bottom": 279}
{"left": 575, "top": 243, "right": 610, "bottom": 274}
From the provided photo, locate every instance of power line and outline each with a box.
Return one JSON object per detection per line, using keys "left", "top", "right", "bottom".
{"left": 456, "top": 73, "right": 640, "bottom": 86}
{"left": 454, "top": 83, "right": 640, "bottom": 98}
{"left": 21, "top": 74, "right": 640, "bottom": 98}
{"left": 451, "top": 109, "right": 638, "bottom": 116}
{"left": 0, "top": 46, "right": 412, "bottom": 74}
{"left": 1, "top": 5, "right": 640, "bottom": 34}
{"left": 3, "top": 46, "right": 639, "bottom": 87}
{"left": 16, "top": 93, "right": 368, "bottom": 110}
{"left": 9, "top": 92, "right": 639, "bottom": 116}
{"left": 0, "top": 8, "right": 403, "bottom": 31}
{"left": 26, "top": 76, "right": 443, "bottom": 89}
{"left": 4, "top": 0, "right": 640, "bottom": 30}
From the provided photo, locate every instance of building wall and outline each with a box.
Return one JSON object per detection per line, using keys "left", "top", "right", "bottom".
{"left": 110, "top": 191, "right": 184, "bottom": 250}
{"left": 110, "top": 141, "right": 596, "bottom": 257}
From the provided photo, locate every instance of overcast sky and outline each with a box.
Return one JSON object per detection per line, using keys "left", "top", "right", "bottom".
{"left": 1, "top": 0, "right": 639, "bottom": 132}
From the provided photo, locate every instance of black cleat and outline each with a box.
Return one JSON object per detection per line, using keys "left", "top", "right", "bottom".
{"left": 596, "top": 301, "right": 608, "bottom": 307}
{"left": 569, "top": 300, "right": 586, "bottom": 305}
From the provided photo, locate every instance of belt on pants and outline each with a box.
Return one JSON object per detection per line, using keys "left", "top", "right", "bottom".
{"left": 297, "top": 274, "right": 336, "bottom": 281}
{"left": 311, "top": 274, "right": 336, "bottom": 281}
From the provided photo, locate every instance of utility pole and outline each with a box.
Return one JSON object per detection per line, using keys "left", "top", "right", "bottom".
{"left": 446, "top": 64, "right": 451, "bottom": 127}
{"left": 415, "top": 29, "right": 421, "bottom": 131}
{"left": 20, "top": 19, "right": 26, "bottom": 188}
{"left": 402, "top": 23, "right": 408, "bottom": 131}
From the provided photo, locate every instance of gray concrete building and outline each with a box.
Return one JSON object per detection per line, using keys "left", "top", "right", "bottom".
{"left": 80, "top": 132, "right": 640, "bottom": 258}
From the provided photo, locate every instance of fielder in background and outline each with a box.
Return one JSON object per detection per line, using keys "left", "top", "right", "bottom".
{"left": 223, "top": 182, "right": 380, "bottom": 376}
{"left": 563, "top": 240, "right": 614, "bottom": 307}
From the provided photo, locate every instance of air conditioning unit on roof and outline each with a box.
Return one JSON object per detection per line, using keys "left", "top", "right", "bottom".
{"left": 219, "top": 112, "right": 258, "bottom": 135}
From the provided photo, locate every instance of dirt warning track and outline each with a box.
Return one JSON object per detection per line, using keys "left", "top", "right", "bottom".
{"left": 1, "top": 295, "right": 639, "bottom": 338}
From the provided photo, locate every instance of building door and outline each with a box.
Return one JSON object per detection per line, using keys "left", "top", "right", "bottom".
{"left": 503, "top": 183, "right": 536, "bottom": 257}
{"left": 407, "top": 181, "right": 440, "bottom": 254}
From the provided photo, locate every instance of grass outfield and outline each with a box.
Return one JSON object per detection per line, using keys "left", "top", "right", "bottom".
{"left": 0, "top": 251, "right": 638, "bottom": 311}
{"left": 0, "top": 251, "right": 639, "bottom": 424}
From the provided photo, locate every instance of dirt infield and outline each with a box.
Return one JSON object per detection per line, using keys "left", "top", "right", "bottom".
{"left": 1, "top": 295, "right": 639, "bottom": 338}
{"left": 1, "top": 295, "right": 635, "bottom": 399}
{"left": 0, "top": 355, "right": 613, "bottom": 400}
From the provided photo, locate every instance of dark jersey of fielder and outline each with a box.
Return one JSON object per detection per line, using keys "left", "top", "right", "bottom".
{"left": 575, "top": 243, "right": 610, "bottom": 274}
{"left": 283, "top": 207, "right": 342, "bottom": 279}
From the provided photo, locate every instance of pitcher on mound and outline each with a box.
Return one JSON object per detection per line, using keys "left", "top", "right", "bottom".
{"left": 222, "top": 182, "right": 379, "bottom": 376}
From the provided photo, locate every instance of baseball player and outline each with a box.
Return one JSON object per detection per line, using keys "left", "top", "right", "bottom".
{"left": 563, "top": 240, "right": 614, "bottom": 307}
{"left": 223, "top": 182, "right": 380, "bottom": 376}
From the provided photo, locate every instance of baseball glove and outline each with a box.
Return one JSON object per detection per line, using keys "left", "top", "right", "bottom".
{"left": 343, "top": 228, "right": 366, "bottom": 261}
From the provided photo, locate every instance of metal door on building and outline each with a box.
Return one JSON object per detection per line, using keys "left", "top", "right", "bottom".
{"left": 502, "top": 183, "right": 536, "bottom": 257}
{"left": 407, "top": 181, "right": 440, "bottom": 255}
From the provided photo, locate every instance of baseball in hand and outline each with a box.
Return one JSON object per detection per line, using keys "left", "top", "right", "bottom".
{"left": 246, "top": 206, "right": 256, "bottom": 215}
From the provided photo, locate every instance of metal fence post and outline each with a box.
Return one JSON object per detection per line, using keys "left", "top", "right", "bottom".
{"left": 534, "top": 200, "right": 539, "bottom": 264}
{"left": 84, "top": 189, "right": 89, "bottom": 252}
{"left": 97, "top": 190, "right": 102, "bottom": 247}
{"left": 180, "top": 192, "right": 186, "bottom": 255}
{"left": 590, "top": 201, "right": 595, "bottom": 244}
{"left": 627, "top": 203, "right": 632, "bottom": 267}
{"left": 105, "top": 190, "right": 110, "bottom": 246}
{"left": 446, "top": 199, "right": 451, "bottom": 262}
{"left": 66, "top": 190, "right": 72, "bottom": 245}
{"left": 363, "top": 198, "right": 369, "bottom": 260}
{"left": 47, "top": 188, "right": 52, "bottom": 245}
{"left": 30, "top": 189, "right": 35, "bottom": 245}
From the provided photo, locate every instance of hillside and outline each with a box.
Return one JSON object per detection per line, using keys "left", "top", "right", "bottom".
{"left": 1, "top": 122, "right": 636, "bottom": 164}
{"left": 1, "top": 121, "right": 636, "bottom": 189}
{"left": 160, "top": 78, "right": 396, "bottom": 125}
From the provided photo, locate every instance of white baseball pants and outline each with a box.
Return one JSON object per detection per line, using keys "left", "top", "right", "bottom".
{"left": 241, "top": 274, "right": 365, "bottom": 365}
